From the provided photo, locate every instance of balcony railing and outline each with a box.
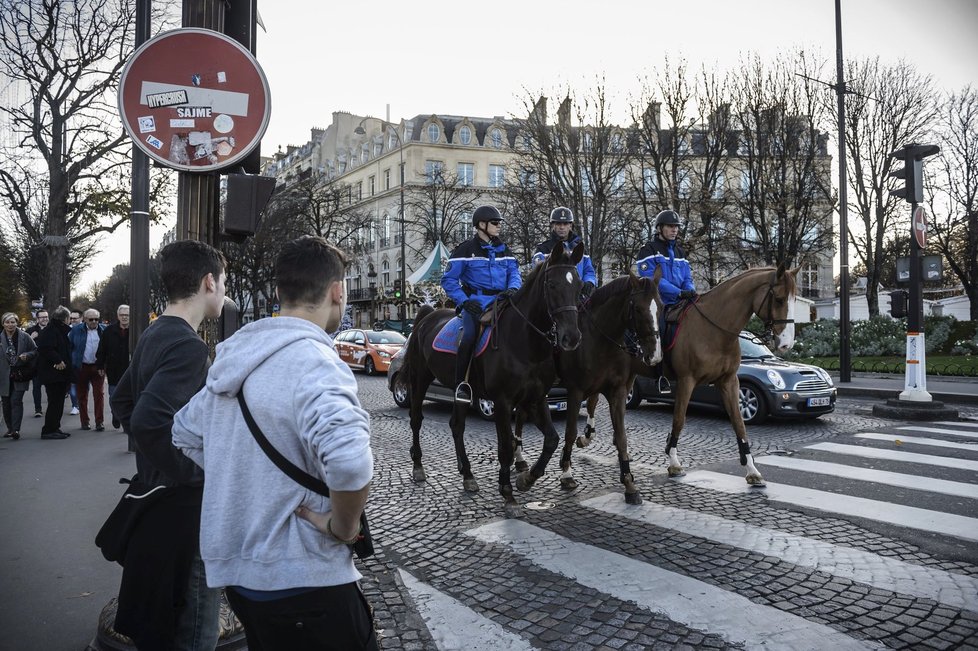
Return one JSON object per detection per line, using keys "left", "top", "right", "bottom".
{"left": 348, "top": 288, "right": 374, "bottom": 302}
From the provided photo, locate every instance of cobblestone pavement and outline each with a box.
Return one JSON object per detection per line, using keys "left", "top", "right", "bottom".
{"left": 352, "top": 374, "right": 978, "bottom": 650}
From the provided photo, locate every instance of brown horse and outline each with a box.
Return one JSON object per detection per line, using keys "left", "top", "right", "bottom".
{"left": 512, "top": 272, "right": 663, "bottom": 504}
{"left": 397, "top": 242, "right": 584, "bottom": 517}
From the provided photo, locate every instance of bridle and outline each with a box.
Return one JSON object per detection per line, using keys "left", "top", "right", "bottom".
{"left": 505, "top": 262, "right": 580, "bottom": 346}
{"left": 755, "top": 270, "right": 795, "bottom": 345}
{"left": 583, "top": 287, "right": 659, "bottom": 359}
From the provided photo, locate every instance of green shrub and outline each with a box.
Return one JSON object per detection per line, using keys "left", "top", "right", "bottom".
{"left": 923, "top": 315, "right": 955, "bottom": 353}
{"left": 851, "top": 317, "right": 905, "bottom": 356}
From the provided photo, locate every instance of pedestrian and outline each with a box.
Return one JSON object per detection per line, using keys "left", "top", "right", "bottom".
{"left": 532, "top": 206, "right": 598, "bottom": 300}
{"left": 634, "top": 209, "right": 697, "bottom": 307}
{"left": 95, "top": 304, "right": 130, "bottom": 430}
{"left": 35, "top": 305, "right": 73, "bottom": 440}
{"left": 25, "top": 309, "right": 48, "bottom": 417}
{"left": 69, "top": 308, "right": 106, "bottom": 431}
{"left": 173, "top": 235, "right": 377, "bottom": 650}
{"left": 67, "top": 309, "right": 82, "bottom": 415}
{"left": 109, "top": 240, "right": 226, "bottom": 650}
{"left": 441, "top": 205, "right": 522, "bottom": 403}
{"left": 1, "top": 313, "right": 38, "bottom": 441}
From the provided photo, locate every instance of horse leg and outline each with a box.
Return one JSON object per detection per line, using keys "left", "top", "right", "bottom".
{"left": 409, "top": 373, "right": 434, "bottom": 483}
{"left": 607, "top": 387, "right": 641, "bottom": 504}
{"left": 559, "top": 390, "right": 584, "bottom": 490}
{"left": 512, "top": 408, "right": 529, "bottom": 474}
{"left": 576, "top": 394, "right": 600, "bottom": 448}
{"left": 516, "top": 400, "right": 560, "bottom": 492}
{"left": 666, "top": 377, "right": 695, "bottom": 478}
{"left": 448, "top": 401, "right": 479, "bottom": 493}
{"left": 718, "top": 375, "right": 765, "bottom": 486}
{"left": 494, "top": 405, "right": 523, "bottom": 518}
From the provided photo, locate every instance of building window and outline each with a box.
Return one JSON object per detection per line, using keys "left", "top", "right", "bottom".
{"left": 388, "top": 131, "right": 397, "bottom": 150}
{"left": 611, "top": 170, "right": 625, "bottom": 194}
{"left": 425, "top": 160, "right": 444, "bottom": 184}
{"left": 427, "top": 123, "right": 440, "bottom": 143}
{"left": 384, "top": 168, "right": 391, "bottom": 190}
{"left": 490, "top": 128, "right": 503, "bottom": 149}
{"left": 457, "top": 215, "right": 471, "bottom": 243}
{"left": 356, "top": 181, "right": 363, "bottom": 201}
{"left": 382, "top": 214, "right": 391, "bottom": 248}
{"left": 457, "top": 162, "right": 474, "bottom": 186}
{"left": 369, "top": 175, "right": 376, "bottom": 196}
{"left": 488, "top": 164, "right": 505, "bottom": 188}
{"left": 611, "top": 132, "right": 624, "bottom": 152}
{"left": 518, "top": 168, "right": 536, "bottom": 188}
{"left": 458, "top": 125, "right": 472, "bottom": 145}
{"left": 712, "top": 171, "right": 725, "bottom": 199}
{"left": 583, "top": 131, "right": 593, "bottom": 152}
{"left": 677, "top": 170, "right": 691, "bottom": 198}
{"left": 362, "top": 143, "right": 369, "bottom": 162}
{"left": 643, "top": 167, "right": 658, "bottom": 194}
{"left": 382, "top": 260, "right": 390, "bottom": 287}
{"left": 373, "top": 140, "right": 382, "bottom": 157}
{"left": 740, "top": 170, "right": 751, "bottom": 196}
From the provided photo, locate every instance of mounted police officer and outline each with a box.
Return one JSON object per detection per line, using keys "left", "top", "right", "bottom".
{"left": 634, "top": 209, "right": 696, "bottom": 306}
{"left": 441, "top": 205, "right": 522, "bottom": 403}
{"left": 531, "top": 206, "right": 597, "bottom": 300}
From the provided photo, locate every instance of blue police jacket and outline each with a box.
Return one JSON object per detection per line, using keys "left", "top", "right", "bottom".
{"left": 634, "top": 235, "right": 695, "bottom": 305}
{"left": 442, "top": 235, "right": 522, "bottom": 310}
{"left": 68, "top": 321, "right": 106, "bottom": 369}
{"left": 531, "top": 232, "right": 597, "bottom": 286}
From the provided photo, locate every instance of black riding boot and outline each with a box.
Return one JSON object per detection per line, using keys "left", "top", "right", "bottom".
{"left": 454, "top": 339, "right": 475, "bottom": 403}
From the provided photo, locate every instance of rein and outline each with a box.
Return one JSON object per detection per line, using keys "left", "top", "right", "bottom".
{"left": 582, "top": 290, "right": 650, "bottom": 358}
{"left": 686, "top": 270, "right": 794, "bottom": 342}
{"left": 504, "top": 263, "right": 579, "bottom": 346}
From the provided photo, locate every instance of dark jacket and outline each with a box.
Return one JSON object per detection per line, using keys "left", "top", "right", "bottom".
{"left": 441, "top": 235, "right": 522, "bottom": 310}
{"left": 96, "top": 322, "right": 130, "bottom": 385}
{"left": 69, "top": 322, "right": 105, "bottom": 369}
{"left": 634, "top": 235, "right": 695, "bottom": 305}
{"left": 532, "top": 232, "right": 598, "bottom": 285}
{"left": 35, "top": 321, "right": 75, "bottom": 385}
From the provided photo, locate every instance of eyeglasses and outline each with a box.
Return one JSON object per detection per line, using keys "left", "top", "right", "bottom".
{"left": 488, "top": 220, "right": 502, "bottom": 226}
{"left": 86, "top": 318, "right": 98, "bottom": 322}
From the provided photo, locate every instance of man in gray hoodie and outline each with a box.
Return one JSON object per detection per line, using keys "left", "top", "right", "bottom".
{"left": 173, "top": 235, "right": 376, "bottom": 650}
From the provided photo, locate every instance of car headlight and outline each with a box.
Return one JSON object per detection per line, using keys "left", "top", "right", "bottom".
{"left": 766, "top": 369, "right": 786, "bottom": 389}
{"left": 814, "top": 367, "right": 833, "bottom": 385}
{"left": 378, "top": 351, "right": 391, "bottom": 358}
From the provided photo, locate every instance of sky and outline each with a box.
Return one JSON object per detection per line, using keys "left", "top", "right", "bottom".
{"left": 77, "top": 0, "right": 978, "bottom": 293}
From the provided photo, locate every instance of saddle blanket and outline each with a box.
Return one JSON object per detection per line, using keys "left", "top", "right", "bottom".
{"left": 432, "top": 317, "right": 493, "bottom": 356}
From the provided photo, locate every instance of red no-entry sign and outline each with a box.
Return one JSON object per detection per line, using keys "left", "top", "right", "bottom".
{"left": 118, "top": 28, "right": 271, "bottom": 172}
{"left": 913, "top": 206, "right": 927, "bottom": 249}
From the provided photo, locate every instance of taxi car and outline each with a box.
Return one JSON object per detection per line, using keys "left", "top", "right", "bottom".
{"left": 333, "top": 328, "right": 406, "bottom": 375}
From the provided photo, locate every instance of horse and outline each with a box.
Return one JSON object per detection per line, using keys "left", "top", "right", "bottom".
{"left": 397, "top": 242, "right": 585, "bottom": 517}
{"left": 638, "top": 265, "right": 798, "bottom": 485}
{"left": 511, "top": 271, "right": 664, "bottom": 504}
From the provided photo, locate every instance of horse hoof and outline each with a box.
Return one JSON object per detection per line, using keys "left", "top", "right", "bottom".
{"left": 560, "top": 477, "right": 578, "bottom": 490}
{"left": 624, "top": 491, "right": 643, "bottom": 505}
{"left": 746, "top": 474, "right": 766, "bottom": 487}
{"left": 667, "top": 466, "right": 686, "bottom": 478}
{"left": 515, "top": 471, "right": 534, "bottom": 492}
{"left": 412, "top": 467, "right": 427, "bottom": 483}
{"left": 463, "top": 478, "right": 480, "bottom": 493}
{"left": 575, "top": 436, "right": 592, "bottom": 449}
{"left": 504, "top": 502, "right": 525, "bottom": 519}
{"left": 515, "top": 460, "right": 529, "bottom": 473}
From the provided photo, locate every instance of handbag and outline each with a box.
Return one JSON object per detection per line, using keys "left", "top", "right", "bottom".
{"left": 237, "top": 392, "right": 375, "bottom": 559}
{"left": 95, "top": 475, "right": 168, "bottom": 565}
{"left": 10, "top": 364, "right": 34, "bottom": 383}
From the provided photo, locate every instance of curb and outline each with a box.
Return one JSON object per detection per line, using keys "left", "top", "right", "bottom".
{"left": 836, "top": 385, "right": 978, "bottom": 406}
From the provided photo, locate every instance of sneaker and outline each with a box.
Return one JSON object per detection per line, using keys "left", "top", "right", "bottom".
{"left": 41, "top": 432, "right": 69, "bottom": 440}
{"left": 70, "top": 407, "right": 79, "bottom": 415}
{"left": 80, "top": 424, "right": 91, "bottom": 431}
{"left": 95, "top": 424, "right": 104, "bottom": 432}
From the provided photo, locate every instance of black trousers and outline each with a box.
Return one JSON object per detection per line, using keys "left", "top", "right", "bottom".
{"left": 226, "top": 582, "right": 378, "bottom": 651}
{"left": 42, "top": 381, "right": 68, "bottom": 435}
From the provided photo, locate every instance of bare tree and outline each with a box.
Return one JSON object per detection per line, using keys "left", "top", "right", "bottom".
{"left": 843, "top": 57, "right": 938, "bottom": 316}
{"left": 405, "top": 167, "right": 477, "bottom": 252}
{"left": 927, "top": 85, "right": 978, "bottom": 319}
{"left": 0, "top": 0, "right": 175, "bottom": 309}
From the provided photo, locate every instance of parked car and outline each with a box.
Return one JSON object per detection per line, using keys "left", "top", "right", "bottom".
{"left": 629, "top": 331, "right": 836, "bottom": 424}
{"left": 386, "top": 345, "right": 574, "bottom": 421}
{"left": 334, "top": 328, "right": 407, "bottom": 375}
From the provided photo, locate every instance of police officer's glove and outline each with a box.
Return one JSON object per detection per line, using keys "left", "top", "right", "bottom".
{"left": 497, "top": 288, "right": 517, "bottom": 301}
{"left": 461, "top": 299, "right": 483, "bottom": 318}
{"left": 581, "top": 282, "right": 596, "bottom": 299}
{"left": 679, "top": 289, "right": 697, "bottom": 300}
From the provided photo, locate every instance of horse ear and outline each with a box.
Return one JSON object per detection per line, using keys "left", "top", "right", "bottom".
{"left": 570, "top": 241, "right": 584, "bottom": 265}
{"left": 776, "top": 261, "right": 786, "bottom": 277}
{"left": 652, "top": 266, "right": 662, "bottom": 284}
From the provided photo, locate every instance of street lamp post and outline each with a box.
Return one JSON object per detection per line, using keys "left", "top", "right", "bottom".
{"left": 355, "top": 118, "right": 407, "bottom": 330}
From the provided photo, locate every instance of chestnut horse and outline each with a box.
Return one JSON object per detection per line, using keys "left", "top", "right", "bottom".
{"left": 397, "top": 243, "right": 584, "bottom": 517}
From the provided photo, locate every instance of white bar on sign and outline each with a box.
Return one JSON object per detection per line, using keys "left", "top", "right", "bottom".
{"left": 140, "top": 81, "right": 250, "bottom": 116}
{"left": 855, "top": 433, "right": 978, "bottom": 452}
{"left": 807, "top": 442, "right": 978, "bottom": 471}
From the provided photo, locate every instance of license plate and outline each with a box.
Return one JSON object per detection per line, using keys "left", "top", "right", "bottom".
{"left": 807, "top": 397, "right": 830, "bottom": 407}
{"left": 555, "top": 401, "right": 567, "bottom": 411}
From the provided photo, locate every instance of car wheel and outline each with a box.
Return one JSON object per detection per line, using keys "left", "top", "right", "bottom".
{"left": 738, "top": 382, "right": 769, "bottom": 425}
{"left": 625, "top": 383, "right": 642, "bottom": 409}
{"left": 364, "top": 357, "right": 377, "bottom": 376}
{"left": 391, "top": 374, "right": 410, "bottom": 408}
{"left": 477, "top": 398, "right": 496, "bottom": 421}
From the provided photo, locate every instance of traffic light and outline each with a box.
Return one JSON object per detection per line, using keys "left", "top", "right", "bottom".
{"left": 393, "top": 279, "right": 402, "bottom": 299}
{"left": 888, "top": 290, "right": 908, "bottom": 319}
{"left": 888, "top": 143, "right": 940, "bottom": 205}
{"left": 223, "top": 173, "right": 277, "bottom": 241}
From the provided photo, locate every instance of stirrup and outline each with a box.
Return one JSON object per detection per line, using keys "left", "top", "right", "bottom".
{"left": 657, "top": 376, "right": 672, "bottom": 394}
{"left": 454, "top": 382, "right": 472, "bottom": 404}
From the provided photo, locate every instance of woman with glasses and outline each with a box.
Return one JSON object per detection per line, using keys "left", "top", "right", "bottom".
{"left": 1, "top": 312, "right": 38, "bottom": 440}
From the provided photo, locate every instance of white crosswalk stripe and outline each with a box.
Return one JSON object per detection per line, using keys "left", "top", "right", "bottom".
{"left": 935, "top": 420, "right": 978, "bottom": 428}
{"left": 806, "top": 441, "right": 978, "bottom": 470}
{"left": 897, "top": 425, "right": 978, "bottom": 438}
{"left": 855, "top": 432, "right": 978, "bottom": 451}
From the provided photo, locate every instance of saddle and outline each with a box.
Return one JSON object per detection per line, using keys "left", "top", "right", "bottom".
{"left": 662, "top": 297, "right": 697, "bottom": 350}
{"left": 432, "top": 317, "right": 493, "bottom": 357}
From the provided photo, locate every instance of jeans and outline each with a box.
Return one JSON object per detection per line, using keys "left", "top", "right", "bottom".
{"left": 31, "top": 377, "right": 42, "bottom": 412}
{"left": 226, "top": 582, "right": 377, "bottom": 651}
{"left": 69, "top": 381, "right": 77, "bottom": 409}
{"left": 172, "top": 552, "right": 221, "bottom": 651}
{"left": 2, "top": 386, "right": 26, "bottom": 433}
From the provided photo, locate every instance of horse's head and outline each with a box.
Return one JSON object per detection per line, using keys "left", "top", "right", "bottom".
{"left": 628, "top": 269, "right": 663, "bottom": 366}
{"left": 756, "top": 264, "right": 799, "bottom": 353}
{"left": 542, "top": 241, "right": 584, "bottom": 351}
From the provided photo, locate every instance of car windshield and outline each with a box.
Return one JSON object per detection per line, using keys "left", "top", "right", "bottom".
{"left": 367, "top": 331, "right": 406, "bottom": 345}
{"left": 739, "top": 334, "right": 775, "bottom": 358}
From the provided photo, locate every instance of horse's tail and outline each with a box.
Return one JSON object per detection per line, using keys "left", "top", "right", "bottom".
{"left": 395, "top": 305, "right": 435, "bottom": 395}
{"left": 414, "top": 304, "right": 435, "bottom": 326}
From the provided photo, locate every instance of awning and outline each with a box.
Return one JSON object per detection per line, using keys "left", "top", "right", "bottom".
{"left": 406, "top": 241, "right": 450, "bottom": 285}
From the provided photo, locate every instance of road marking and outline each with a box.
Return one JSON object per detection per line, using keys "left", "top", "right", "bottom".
{"left": 679, "top": 471, "right": 978, "bottom": 542}
{"left": 897, "top": 426, "right": 978, "bottom": 439}
{"left": 466, "top": 519, "right": 881, "bottom": 651}
{"left": 583, "top": 493, "right": 978, "bottom": 612}
{"left": 754, "top": 456, "right": 978, "bottom": 499}
{"left": 855, "top": 433, "right": 978, "bottom": 451}
{"left": 397, "top": 569, "right": 533, "bottom": 651}
{"left": 807, "top": 442, "right": 978, "bottom": 471}
{"left": 935, "top": 421, "right": 978, "bottom": 428}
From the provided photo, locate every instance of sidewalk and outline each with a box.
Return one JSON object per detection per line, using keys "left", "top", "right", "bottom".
{"left": 831, "top": 371, "right": 978, "bottom": 405}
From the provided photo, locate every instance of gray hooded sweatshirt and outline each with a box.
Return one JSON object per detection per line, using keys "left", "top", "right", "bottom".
{"left": 172, "top": 316, "right": 373, "bottom": 590}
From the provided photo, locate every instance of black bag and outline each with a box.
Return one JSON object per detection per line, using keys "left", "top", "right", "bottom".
{"left": 95, "top": 475, "right": 168, "bottom": 565}
{"left": 10, "top": 363, "right": 35, "bottom": 383}
{"left": 237, "top": 392, "right": 374, "bottom": 559}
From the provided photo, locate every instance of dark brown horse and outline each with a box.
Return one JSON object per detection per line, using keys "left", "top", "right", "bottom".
{"left": 645, "top": 265, "right": 798, "bottom": 485}
{"left": 512, "top": 272, "right": 663, "bottom": 504}
{"left": 397, "top": 242, "right": 584, "bottom": 516}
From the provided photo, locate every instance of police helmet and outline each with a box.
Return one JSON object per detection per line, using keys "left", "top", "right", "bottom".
{"left": 472, "top": 205, "right": 503, "bottom": 226}
{"left": 549, "top": 206, "right": 574, "bottom": 224}
{"left": 654, "top": 210, "right": 682, "bottom": 229}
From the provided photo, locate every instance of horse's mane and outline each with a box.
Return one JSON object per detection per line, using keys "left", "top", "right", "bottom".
{"left": 704, "top": 267, "right": 796, "bottom": 296}
{"left": 509, "top": 257, "right": 544, "bottom": 302}
{"left": 587, "top": 276, "right": 638, "bottom": 309}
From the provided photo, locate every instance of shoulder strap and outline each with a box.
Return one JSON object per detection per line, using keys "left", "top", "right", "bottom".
{"left": 236, "top": 392, "right": 330, "bottom": 497}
